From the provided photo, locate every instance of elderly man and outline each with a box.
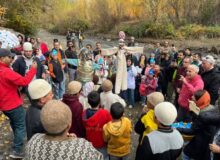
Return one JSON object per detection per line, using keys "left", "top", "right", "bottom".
{"left": 177, "top": 64, "right": 204, "bottom": 122}
{"left": 0, "top": 48, "right": 37, "bottom": 158}
{"left": 201, "top": 55, "right": 220, "bottom": 105}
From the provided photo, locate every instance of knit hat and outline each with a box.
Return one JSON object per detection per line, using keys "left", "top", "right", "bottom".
{"left": 23, "top": 42, "right": 33, "bottom": 51}
{"left": 41, "top": 100, "right": 72, "bottom": 134}
{"left": 67, "top": 81, "right": 82, "bottom": 95}
{"left": 147, "top": 92, "right": 164, "bottom": 107}
{"left": 149, "top": 69, "right": 155, "bottom": 75}
{"left": 154, "top": 102, "right": 177, "bottom": 126}
{"left": 51, "top": 49, "right": 58, "bottom": 56}
{"left": 28, "top": 79, "right": 52, "bottom": 100}
{"left": 102, "top": 80, "right": 113, "bottom": 92}
{"left": 202, "top": 55, "right": 215, "bottom": 65}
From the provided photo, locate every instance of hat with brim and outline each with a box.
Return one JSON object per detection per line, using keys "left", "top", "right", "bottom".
{"left": 0, "top": 48, "right": 16, "bottom": 58}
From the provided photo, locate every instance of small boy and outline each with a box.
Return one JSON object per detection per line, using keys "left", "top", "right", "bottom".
{"left": 82, "top": 91, "right": 112, "bottom": 160}
{"left": 103, "top": 102, "right": 132, "bottom": 159}
{"left": 135, "top": 92, "right": 164, "bottom": 144}
{"left": 62, "top": 81, "right": 85, "bottom": 138}
{"left": 100, "top": 80, "right": 126, "bottom": 111}
{"left": 48, "top": 49, "right": 64, "bottom": 100}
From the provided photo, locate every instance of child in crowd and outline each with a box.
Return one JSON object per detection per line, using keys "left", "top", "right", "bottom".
{"left": 82, "top": 91, "right": 112, "bottom": 160}
{"left": 145, "top": 69, "right": 158, "bottom": 95}
{"left": 103, "top": 102, "right": 132, "bottom": 160}
{"left": 100, "top": 80, "right": 126, "bottom": 111}
{"left": 62, "top": 81, "right": 85, "bottom": 138}
{"left": 135, "top": 92, "right": 164, "bottom": 144}
{"left": 34, "top": 48, "right": 46, "bottom": 65}
{"left": 48, "top": 49, "right": 64, "bottom": 100}
{"left": 126, "top": 58, "right": 138, "bottom": 108}
{"left": 148, "top": 53, "right": 156, "bottom": 64}
{"left": 139, "top": 69, "right": 158, "bottom": 106}
{"left": 79, "top": 81, "right": 94, "bottom": 109}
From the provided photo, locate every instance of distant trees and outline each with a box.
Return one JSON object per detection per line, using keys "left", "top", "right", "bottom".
{"left": 0, "top": 0, "right": 220, "bottom": 36}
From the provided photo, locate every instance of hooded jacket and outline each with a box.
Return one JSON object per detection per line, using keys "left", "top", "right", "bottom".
{"left": 82, "top": 108, "right": 112, "bottom": 148}
{"left": 62, "top": 94, "right": 85, "bottom": 138}
{"left": 103, "top": 117, "right": 132, "bottom": 157}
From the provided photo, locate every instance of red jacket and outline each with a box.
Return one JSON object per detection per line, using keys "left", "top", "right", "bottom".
{"left": 178, "top": 74, "right": 204, "bottom": 110}
{"left": 62, "top": 94, "right": 85, "bottom": 138}
{"left": 82, "top": 108, "right": 112, "bottom": 148}
{"left": 40, "top": 42, "right": 49, "bottom": 54}
{"left": 0, "top": 62, "right": 36, "bottom": 111}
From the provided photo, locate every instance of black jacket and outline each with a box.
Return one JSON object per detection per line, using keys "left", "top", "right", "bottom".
{"left": 26, "top": 103, "right": 46, "bottom": 140}
{"left": 50, "top": 60, "right": 64, "bottom": 83}
{"left": 135, "top": 128, "right": 183, "bottom": 160}
{"left": 178, "top": 106, "right": 220, "bottom": 160}
{"left": 201, "top": 67, "right": 220, "bottom": 105}
{"left": 12, "top": 56, "right": 44, "bottom": 79}
{"left": 65, "top": 48, "right": 78, "bottom": 69}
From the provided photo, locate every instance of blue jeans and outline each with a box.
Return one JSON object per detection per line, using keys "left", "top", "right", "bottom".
{"left": 53, "top": 82, "right": 64, "bottom": 100}
{"left": 126, "top": 89, "right": 135, "bottom": 106}
{"left": 3, "top": 106, "right": 26, "bottom": 152}
{"left": 97, "top": 147, "right": 109, "bottom": 160}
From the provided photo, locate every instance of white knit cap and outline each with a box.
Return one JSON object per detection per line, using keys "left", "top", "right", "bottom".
{"left": 23, "top": 42, "right": 33, "bottom": 51}
{"left": 154, "top": 102, "right": 177, "bottom": 126}
{"left": 28, "top": 79, "right": 52, "bottom": 100}
{"left": 147, "top": 92, "right": 164, "bottom": 106}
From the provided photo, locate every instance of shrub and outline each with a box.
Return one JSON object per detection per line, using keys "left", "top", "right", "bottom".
{"left": 50, "top": 19, "right": 90, "bottom": 34}
{"left": 5, "top": 14, "right": 37, "bottom": 35}
{"left": 145, "top": 23, "right": 176, "bottom": 39}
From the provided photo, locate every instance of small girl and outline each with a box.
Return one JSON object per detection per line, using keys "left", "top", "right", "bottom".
{"left": 126, "top": 58, "right": 137, "bottom": 108}
{"left": 139, "top": 69, "right": 157, "bottom": 106}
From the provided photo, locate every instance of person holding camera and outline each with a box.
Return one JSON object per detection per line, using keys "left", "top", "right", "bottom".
{"left": 0, "top": 48, "right": 37, "bottom": 158}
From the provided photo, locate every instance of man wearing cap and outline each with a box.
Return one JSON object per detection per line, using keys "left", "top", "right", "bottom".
{"left": 12, "top": 42, "right": 45, "bottom": 100}
{"left": 26, "top": 79, "right": 53, "bottom": 140}
{"left": 0, "top": 48, "right": 37, "bottom": 158}
{"left": 135, "top": 102, "right": 183, "bottom": 160}
{"left": 201, "top": 55, "right": 220, "bottom": 105}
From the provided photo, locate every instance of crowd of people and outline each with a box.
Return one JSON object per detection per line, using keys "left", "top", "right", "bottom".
{"left": 0, "top": 33, "right": 220, "bottom": 160}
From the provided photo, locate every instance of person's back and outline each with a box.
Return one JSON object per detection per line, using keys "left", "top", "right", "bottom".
{"left": 62, "top": 81, "right": 85, "bottom": 137}
{"left": 25, "top": 100, "right": 103, "bottom": 160}
{"left": 26, "top": 133, "right": 102, "bottom": 160}
{"left": 103, "top": 102, "right": 132, "bottom": 159}
{"left": 26, "top": 79, "right": 53, "bottom": 140}
{"left": 82, "top": 91, "right": 112, "bottom": 148}
{"left": 100, "top": 80, "right": 126, "bottom": 111}
{"left": 135, "top": 102, "right": 183, "bottom": 160}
